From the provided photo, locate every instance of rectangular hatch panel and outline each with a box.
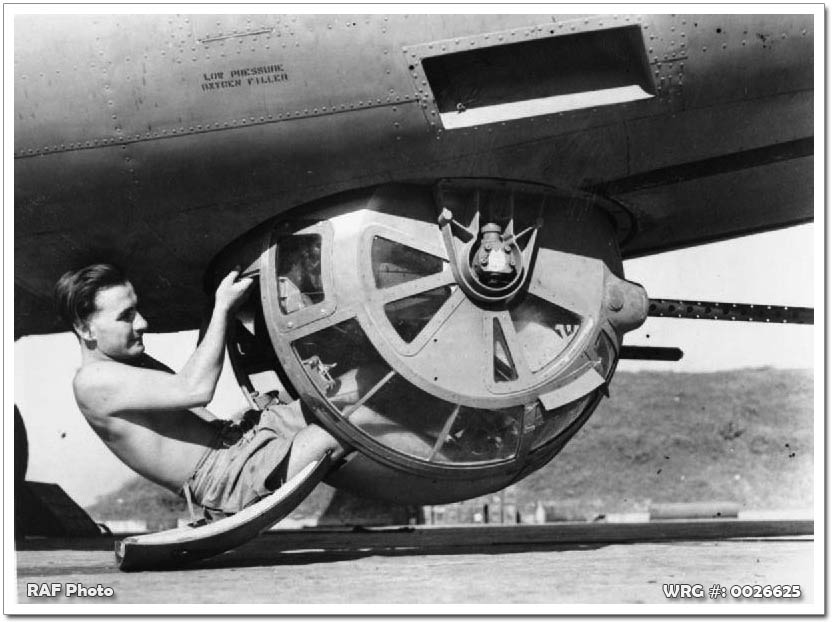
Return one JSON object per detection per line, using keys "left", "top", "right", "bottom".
{"left": 418, "top": 24, "right": 655, "bottom": 129}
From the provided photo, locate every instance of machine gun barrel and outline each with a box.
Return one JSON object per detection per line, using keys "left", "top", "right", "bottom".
{"left": 619, "top": 346, "right": 683, "bottom": 361}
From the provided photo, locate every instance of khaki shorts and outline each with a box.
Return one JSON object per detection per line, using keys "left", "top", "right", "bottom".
{"left": 183, "top": 401, "right": 308, "bottom": 514}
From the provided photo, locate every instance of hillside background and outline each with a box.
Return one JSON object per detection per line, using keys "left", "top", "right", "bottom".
{"left": 86, "top": 368, "right": 814, "bottom": 526}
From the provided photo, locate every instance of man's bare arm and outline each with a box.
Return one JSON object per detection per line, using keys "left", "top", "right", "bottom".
{"left": 74, "top": 270, "right": 252, "bottom": 416}
{"left": 133, "top": 354, "right": 219, "bottom": 422}
{"left": 176, "top": 269, "right": 252, "bottom": 407}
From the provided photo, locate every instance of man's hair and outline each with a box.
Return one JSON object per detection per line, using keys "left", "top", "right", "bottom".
{"left": 54, "top": 263, "right": 128, "bottom": 332}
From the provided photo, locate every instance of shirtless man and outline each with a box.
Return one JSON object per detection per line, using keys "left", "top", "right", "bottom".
{"left": 56, "top": 263, "right": 343, "bottom": 515}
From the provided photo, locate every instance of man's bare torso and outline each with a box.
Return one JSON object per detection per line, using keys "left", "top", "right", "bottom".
{"left": 74, "top": 355, "right": 221, "bottom": 492}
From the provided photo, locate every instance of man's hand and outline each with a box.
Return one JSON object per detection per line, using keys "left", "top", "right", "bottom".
{"left": 215, "top": 269, "right": 253, "bottom": 315}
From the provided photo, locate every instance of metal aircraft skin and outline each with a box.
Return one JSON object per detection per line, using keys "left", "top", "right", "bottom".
{"left": 14, "top": 14, "right": 814, "bottom": 505}
{"left": 15, "top": 13, "right": 813, "bottom": 336}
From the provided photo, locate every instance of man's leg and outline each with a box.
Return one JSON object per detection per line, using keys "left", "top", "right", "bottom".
{"left": 264, "top": 424, "right": 345, "bottom": 489}
{"left": 285, "top": 424, "right": 346, "bottom": 478}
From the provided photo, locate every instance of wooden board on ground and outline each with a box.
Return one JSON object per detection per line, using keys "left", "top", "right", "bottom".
{"left": 115, "top": 455, "right": 331, "bottom": 571}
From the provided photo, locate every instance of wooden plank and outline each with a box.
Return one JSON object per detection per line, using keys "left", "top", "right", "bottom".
{"left": 227, "top": 519, "right": 814, "bottom": 554}
{"left": 115, "top": 455, "right": 331, "bottom": 571}
{"left": 17, "top": 519, "right": 813, "bottom": 557}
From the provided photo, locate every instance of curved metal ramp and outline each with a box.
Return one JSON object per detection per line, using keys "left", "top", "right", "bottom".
{"left": 115, "top": 454, "right": 331, "bottom": 571}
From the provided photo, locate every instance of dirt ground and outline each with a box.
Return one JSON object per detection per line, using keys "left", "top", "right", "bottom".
{"left": 13, "top": 534, "right": 815, "bottom": 611}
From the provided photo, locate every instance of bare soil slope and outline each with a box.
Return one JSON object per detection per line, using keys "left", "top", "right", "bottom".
{"left": 516, "top": 367, "right": 813, "bottom": 516}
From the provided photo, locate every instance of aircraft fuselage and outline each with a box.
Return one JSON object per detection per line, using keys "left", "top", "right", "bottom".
{"left": 15, "top": 13, "right": 813, "bottom": 336}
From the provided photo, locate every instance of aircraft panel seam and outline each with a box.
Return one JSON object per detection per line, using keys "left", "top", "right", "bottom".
{"left": 13, "top": 98, "right": 422, "bottom": 160}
